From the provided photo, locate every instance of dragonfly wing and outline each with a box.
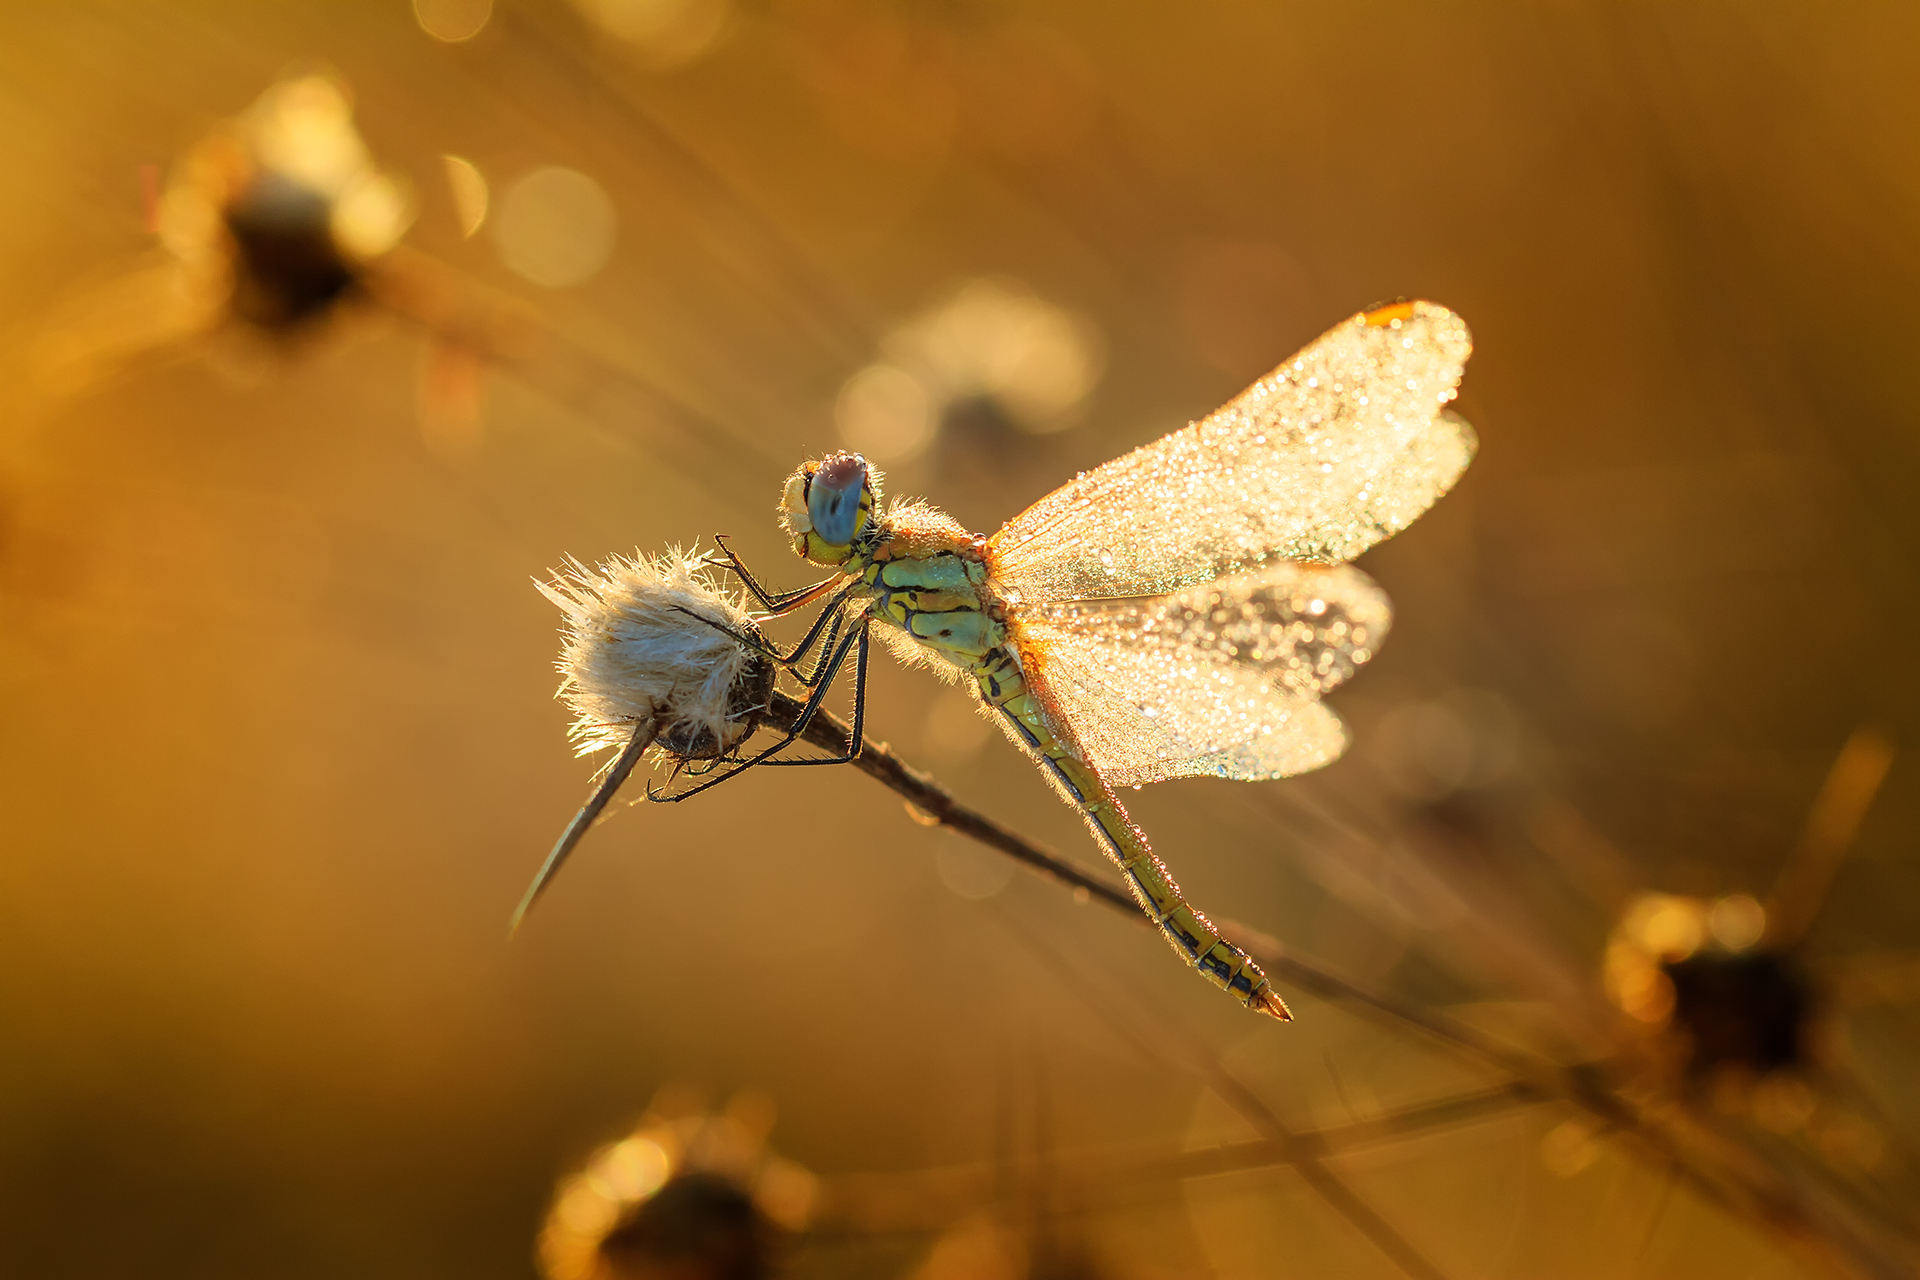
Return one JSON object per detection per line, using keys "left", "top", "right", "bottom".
{"left": 988, "top": 301, "right": 1472, "bottom": 604}
{"left": 1011, "top": 562, "right": 1387, "bottom": 785}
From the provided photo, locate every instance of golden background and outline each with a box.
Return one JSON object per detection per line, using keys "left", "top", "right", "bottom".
{"left": 2, "top": 2, "right": 1917, "bottom": 1276}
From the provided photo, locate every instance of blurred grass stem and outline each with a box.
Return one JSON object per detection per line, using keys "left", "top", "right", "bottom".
{"left": 777, "top": 692, "right": 1912, "bottom": 1280}
{"left": 1767, "top": 727, "right": 1896, "bottom": 948}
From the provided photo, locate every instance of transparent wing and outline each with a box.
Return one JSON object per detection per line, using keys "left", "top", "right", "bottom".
{"left": 988, "top": 301, "right": 1473, "bottom": 605}
{"left": 1011, "top": 563, "right": 1389, "bottom": 785}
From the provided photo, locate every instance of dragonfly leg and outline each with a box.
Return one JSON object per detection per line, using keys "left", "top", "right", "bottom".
{"left": 786, "top": 603, "right": 867, "bottom": 688}
{"left": 762, "top": 623, "right": 870, "bottom": 766}
{"left": 705, "top": 534, "right": 843, "bottom": 614}
{"left": 645, "top": 618, "right": 868, "bottom": 803}
{"left": 669, "top": 583, "right": 861, "bottom": 670}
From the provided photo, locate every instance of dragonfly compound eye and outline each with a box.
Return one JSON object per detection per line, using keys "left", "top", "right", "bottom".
{"left": 807, "top": 452, "right": 869, "bottom": 546}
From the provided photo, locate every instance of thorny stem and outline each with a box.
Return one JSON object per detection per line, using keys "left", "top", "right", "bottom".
{"left": 769, "top": 690, "right": 1913, "bottom": 1280}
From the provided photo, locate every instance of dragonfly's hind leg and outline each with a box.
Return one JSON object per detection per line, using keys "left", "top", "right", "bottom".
{"left": 646, "top": 619, "right": 870, "bottom": 804}
{"left": 761, "top": 622, "right": 870, "bottom": 767}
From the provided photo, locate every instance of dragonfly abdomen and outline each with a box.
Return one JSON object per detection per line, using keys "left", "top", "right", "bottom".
{"left": 970, "top": 648, "right": 1290, "bottom": 1020}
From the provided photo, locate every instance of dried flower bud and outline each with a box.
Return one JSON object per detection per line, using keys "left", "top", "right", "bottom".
{"left": 158, "top": 73, "right": 412, "bottom": 334}
{"left": 513, "top": 549, "right": 773, "bottom": 932}
{"left": 536, "top": 1092, "right": 816, "bottom": 1280}
{"left": 538, "top": 548, "right": 773, "bottom": 764}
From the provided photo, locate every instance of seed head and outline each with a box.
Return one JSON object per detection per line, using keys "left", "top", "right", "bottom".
{"left": 538, "top": 548, "right": 773, "bottom": 768}
{"left": 515, "top": 549, "right": 773, "bottom": 934}
{"left": 157, "top": 73, "right": 412, "bottom": 333}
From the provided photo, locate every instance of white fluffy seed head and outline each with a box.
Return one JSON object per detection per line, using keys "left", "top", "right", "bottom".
{"left": 538, "top": 548, "right": 767, "bottom": 763}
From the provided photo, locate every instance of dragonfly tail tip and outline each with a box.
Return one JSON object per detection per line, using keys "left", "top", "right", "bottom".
{"left": 1253, "top": 990, "right": 1294, "bottom": 1022}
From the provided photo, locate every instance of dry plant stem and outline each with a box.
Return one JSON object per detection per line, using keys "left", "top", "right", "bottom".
{"left": 507, "top": 3, "right": 877, "bottom": 359}
{"left": 774, "top": 692, "right": 1572, "bottom": 1059}
{"left": 1767, "top": 726, "right": 1896, "bottom": 949}
{"left": 774, "top": 693, "right": 1909, "bottom": 1280}
{"left": 510, "top": 720, "right": 658, "bottom": 936}
{"left": 370, "top": 250, "right": 784, "bottom": 487}
{"left": 773, "top": 691, "right": 1131, "bottom": 911}
{"left": 1001, "top": 903, "right": 1456, "bottom": 1280}
{"left": 816, "top": 1082, "right": 1543, "bottom": 1236}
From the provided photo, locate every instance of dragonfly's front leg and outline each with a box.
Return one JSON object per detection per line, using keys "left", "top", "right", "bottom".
{"left": 786, "top": 600, "right": 872, "bottom": 689}
{"left": 706, "top": 533, "right": 843, "bottom": 615}
{"left": 670, "top": 581, "right": 861, "bottom": 670}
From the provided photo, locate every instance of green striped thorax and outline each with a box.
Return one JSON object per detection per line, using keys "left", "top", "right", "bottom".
{"left": 782, "top": 452, "right": 882, "bottom": 567}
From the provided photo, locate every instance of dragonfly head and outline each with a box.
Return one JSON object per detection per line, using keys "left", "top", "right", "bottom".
{"left": 781, "top": 452, "right": 880, "bottom": 565}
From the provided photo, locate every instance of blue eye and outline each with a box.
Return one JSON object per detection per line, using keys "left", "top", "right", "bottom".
{"left": 808, "top": 454, "right": 867, "bottom": 545}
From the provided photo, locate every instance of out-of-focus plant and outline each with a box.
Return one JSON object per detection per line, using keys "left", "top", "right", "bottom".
{"left": 157, "top": 73, "right": 411, "bottom": 338}
{"left": 1598, "top": 729, "right": 1906, "bottom": 1179}
{"left": 537, "top": 1088, "right": 817, "bottom": 1280}
{"left": 1256, "top": 700, "right": 1920, "bottom": 1275}
{"left": 25, "top": 72, "right": 774, "bottom": 478}
{"left": 835, "top": 278, "right": 1104, "bottom": 464}
{"left": 30, "top": 73, "right": 411, "bottom": 395}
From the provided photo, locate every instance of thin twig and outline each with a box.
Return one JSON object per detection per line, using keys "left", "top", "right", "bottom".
{"left": 773, "top": 691, "right": 1585, "bottom": 1082}
{"left": 766, "top": 691, "right": 1912, "bottom": 1279}
{"left": 510, "top": 719, "right": 658, "bottom": 936}
{"left": 815, "top": 1082, "right": 1544, "bottom": 1236}
{"left": 997, "top": 902, "right": 1455, "bottom": 1280}
{"left": 772, "top": 690, "right": 1131, "bottom": 911}
{"left": 372, "top": 250, "right": 787, "bottom": 486}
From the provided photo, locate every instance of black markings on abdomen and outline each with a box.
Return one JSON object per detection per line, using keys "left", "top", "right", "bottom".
{"left": 996, "top": 703, "right": 1042, "bottom": 750}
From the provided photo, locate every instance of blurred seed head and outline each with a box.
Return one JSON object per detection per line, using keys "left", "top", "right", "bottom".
{"left": 539, "top": 548, "right": 773, "bottom": 764}
{"left": 1605, "top": 891, "right": 1820, "bottom": 1088}
{"left": 538, "top": 1090, "right": 818, "bottom": 1280}
{"left": 837, "top": 278, "right": 1104, "bottom": 462}
{"left": 157, "top": 74, "right": 412, "bottom": 333}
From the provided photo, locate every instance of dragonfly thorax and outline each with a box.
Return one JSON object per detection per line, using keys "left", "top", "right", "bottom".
{"left": 861, "top": 551, "right": 1001, "bottom": 663}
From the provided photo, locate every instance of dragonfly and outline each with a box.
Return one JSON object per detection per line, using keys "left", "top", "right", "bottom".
{"left": 571, "top": 300, "right": 1475, "bottom": 1018}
